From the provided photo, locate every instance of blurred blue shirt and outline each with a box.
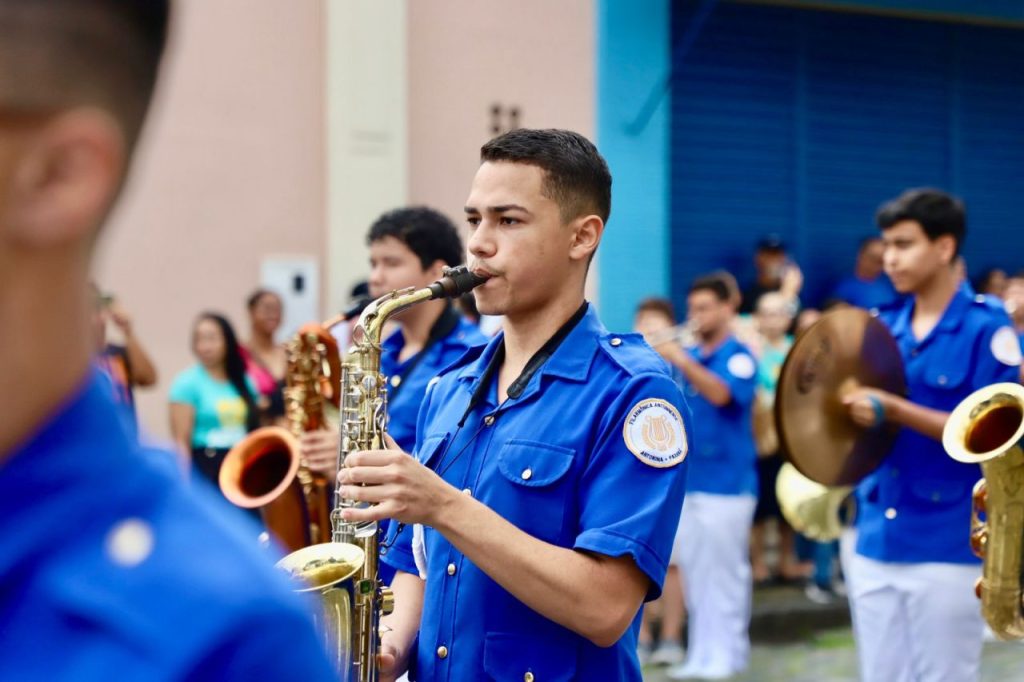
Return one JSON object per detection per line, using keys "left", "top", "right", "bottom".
{"left": 683, "top": 336, "right": 759, "bottom": 497}
{"left": 832, "top": 274, "right": 901, "bottom": 310}
{"left": 0, "top": 371, "right": 336, "bottom": 681}
{"left": 380, "top": 308, "right": 485, "bottom": 453}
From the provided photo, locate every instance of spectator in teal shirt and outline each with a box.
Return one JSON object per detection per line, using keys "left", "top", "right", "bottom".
{"left": 169, "top": 313, "right": 259, "bottom": 488}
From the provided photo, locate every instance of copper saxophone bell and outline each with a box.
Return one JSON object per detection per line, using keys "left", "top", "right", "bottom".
{"left": 219, "top": 323, "right": 342, "bottom": 551}
{"left": 943, "top": 382, "right": 1024, "bottom": 640}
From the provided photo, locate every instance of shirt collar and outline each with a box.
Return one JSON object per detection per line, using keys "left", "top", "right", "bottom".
{"left": 455, "top": 303, "right": 600, "bottom": 389}
{"left": 889, "top": 283, "right": 971, "bottom": 340}
{"left": 689, "top": 334, "right": 738, "bottom": 362}
{"left": 382, "top": 309, "right": 477, "bottom": 357}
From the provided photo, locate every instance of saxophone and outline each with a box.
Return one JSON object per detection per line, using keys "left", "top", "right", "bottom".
{"left": 277, "top": 265, "right": 487, "bottom": 680}
{"left": 943, "top": 381, "right": 1024, "bottom": 640}
{"left": 220, "top": 323, "right": 342, "bottom": 551}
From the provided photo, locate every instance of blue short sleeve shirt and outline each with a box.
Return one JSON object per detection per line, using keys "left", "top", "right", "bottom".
{"left": 382, "top": 305, "right": 690, "bottom": 682}
{"left": 0, "top": 372, "right": 336, "bottom": 681}
{"left": 682, "top": 336, "right": 759, "bottom": 496}
{"left": 855, "top": 287, "right": 1022, "bottom": 564}
{"left": 380, "top": 312, "right": 486, "bottom": 453}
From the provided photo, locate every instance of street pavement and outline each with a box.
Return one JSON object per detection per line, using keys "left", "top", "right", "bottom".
{"left": 642, "top": 627, "right": 1024, "bottom": 681}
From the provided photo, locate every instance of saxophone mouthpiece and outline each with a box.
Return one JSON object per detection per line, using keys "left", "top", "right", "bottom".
{"left": 429, "top": 265, "right": 490, "bottom": 300}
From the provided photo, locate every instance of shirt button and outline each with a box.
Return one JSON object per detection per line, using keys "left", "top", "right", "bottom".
{"left": 484, "top": 415, "right": 495, "bottom": 426}
{"left": 447, "top": 563, "right": 457, "bottom": 576}
{"left": 610, "top": 337, "right": 622, "bottom": 347}
{"left": 390, "top": 375, "right": 402, "bottom": 388}
{"left": 524, "top": 673, "right": 535, "bottom": 682}
{"left": 937, "top": 375, "right": 947, "bottom": 385}
{"left": 437, "top": 645, "right": 448, "bottom": 659}
{"left": 885, "top": 508, "right": 898, "bottom": 520}
{"left": 522, "top": 468, "right": 533, "bottom": 481}
{"left": 462, "top": 488, "right": 472, "bottom": 496}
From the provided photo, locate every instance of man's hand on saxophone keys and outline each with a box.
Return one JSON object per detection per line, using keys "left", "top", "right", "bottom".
{"left": 337, "top": 434, "right": 460, "bottom": 528}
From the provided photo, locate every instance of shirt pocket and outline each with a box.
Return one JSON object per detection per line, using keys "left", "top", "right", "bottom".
{"left": 495, "top": 439, "right": 575, "bottom": 542}
{"left": 416, "top": 433, "right": 450, "bottom": 470}
{"left": 483, "top": 631, "right": 578, "bottom": 682}
{"left": 908, "top": 479, "right": 971, "bottom": 507}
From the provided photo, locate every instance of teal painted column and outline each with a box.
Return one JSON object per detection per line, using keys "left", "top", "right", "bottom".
{"left": 596, "top": 0, "right": 671, "bottom": 333}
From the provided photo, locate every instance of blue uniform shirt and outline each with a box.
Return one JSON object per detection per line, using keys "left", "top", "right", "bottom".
{"left": 0, "top": 372, "right": 336, "bottom": 681}
{"left": 380, "top": 309, "right": 485, "bottom": 453}
{"left": 682, "top": 336, "right": 759, "bottom": 497}
{"left": 855, "top": 287, "right": 1022, "bottom": 564}
{"left": 832, "top": 274, "right": 901, "bottom": 310}
{"left": 383, "top": 305, "right": 690, "bottom": 682}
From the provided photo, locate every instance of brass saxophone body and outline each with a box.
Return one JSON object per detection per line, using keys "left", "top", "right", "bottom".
{"left": 943, "top": 382, "right": 1024, "bottom": 640}
{"left": 278, "top": 265, "right": 487, "bottom": 680}
{"left": 220, "top": 323, "right": 341, "bottom": 551}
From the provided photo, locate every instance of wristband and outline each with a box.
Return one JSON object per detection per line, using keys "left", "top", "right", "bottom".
{"left": 867, "top": 395, "right": 886, "bottom": 428}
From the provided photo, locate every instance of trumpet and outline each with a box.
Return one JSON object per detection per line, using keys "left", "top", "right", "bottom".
{"left": 943, "top": 382, "right": 1024, "bottom": 640}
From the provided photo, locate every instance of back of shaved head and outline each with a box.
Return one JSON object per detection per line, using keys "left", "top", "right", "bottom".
{"left": 0, "top": 0, "right": 170, "bottom": 147}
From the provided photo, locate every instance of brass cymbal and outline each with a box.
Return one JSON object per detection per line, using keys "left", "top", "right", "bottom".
{"left": 775, "top": 307, "right": 905, "bottom": 486}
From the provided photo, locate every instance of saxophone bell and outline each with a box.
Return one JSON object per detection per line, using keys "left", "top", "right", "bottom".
{"left": 943, "top": 382, "right": 1024, "bottom": 640}
{"left": 218, "top": 323, "right": 340, "bottom": 552}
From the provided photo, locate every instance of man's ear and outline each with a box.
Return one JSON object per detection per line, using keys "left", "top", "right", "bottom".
{"left": 5, "top": 108, "right": 125, "bottom": 249}
{"left": 426, "top": 258, "right": 448, "bottom": 280}
{"left": 569, "top": 214, "right": 604, "bottom": 263}
{"left": 936, "top": 234, "right": 957, "bottom": 266}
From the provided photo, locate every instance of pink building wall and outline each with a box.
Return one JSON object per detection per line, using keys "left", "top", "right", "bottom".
{"left": 92, "top": 1, "right": 594, "bottom": 441}
{"left": 96, "top": 0, "right": 326, "bottom": 442}
{"left": 407, "top": 0, "right": 595, "bottom": 223}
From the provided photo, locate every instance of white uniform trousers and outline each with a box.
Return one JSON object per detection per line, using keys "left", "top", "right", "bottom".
{"left": 673, "top": 492, "right": 757, "bottom": 679}
{"left": 847, "top": 551, "right": 983, "bottom": 682}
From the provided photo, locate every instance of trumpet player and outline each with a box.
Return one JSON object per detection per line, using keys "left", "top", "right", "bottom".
{"left": 650, "top": 275, "right": 759, "bottom": 681}
{"left": 0, "top": 1, "right": 334, "bottom": 679}
{"left": 842, "top": 189, "right": 1020, "bottom": 682}
{"left": 338, "top": 129, "right": 690, "bottom": 681}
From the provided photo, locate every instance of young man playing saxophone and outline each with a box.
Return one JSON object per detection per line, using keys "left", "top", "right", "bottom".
{"left": 338, "top": 128, "right": 691, "bottom": 681}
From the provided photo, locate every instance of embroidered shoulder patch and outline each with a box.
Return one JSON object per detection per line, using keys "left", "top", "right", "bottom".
{"left": 727, "top": 353, "right": 756, "bottom": 379}
{"left": 991, "top": 326, "right": 1023, "bottom": 367}
{"left": 623, "top": 399, "right": 688, "bottom": 468}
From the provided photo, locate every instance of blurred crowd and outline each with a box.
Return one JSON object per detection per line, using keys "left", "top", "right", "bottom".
{"left": 89, "top": 201, "right": 1024, "bottom": 679}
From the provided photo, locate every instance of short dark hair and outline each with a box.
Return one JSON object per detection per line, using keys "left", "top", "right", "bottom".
{"left": 367, "top": 206, "right": 464, "bottom": 270}
{"left": 876, "top": 188, "right": 966, "bottom": 255}
{"left": 858, "top": 235, "right": 882, "bottom": 252}
{"left": 0, "top": 0, "right": 170, "bottom": 147}
{"left": 246, "top": 288, "right": 281, "bottom": 312}
{"left": 689, "top": 275, "right": 732, "bottom": 302}
{"left": 635, "top": 297, "right": 676, "bottom": 323}
{"left": 480, "top": 128, "right": 612, "bottom": 224}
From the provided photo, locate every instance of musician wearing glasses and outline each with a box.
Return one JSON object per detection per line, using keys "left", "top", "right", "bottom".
{"left": 337, "top": 129, "right": 690, "bottom": 681}
{"left": 841, "top": 189, "right": 1020, "bottom": 682}
{"left": 0, "top": 2, "right": 335, "bottom": 679}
